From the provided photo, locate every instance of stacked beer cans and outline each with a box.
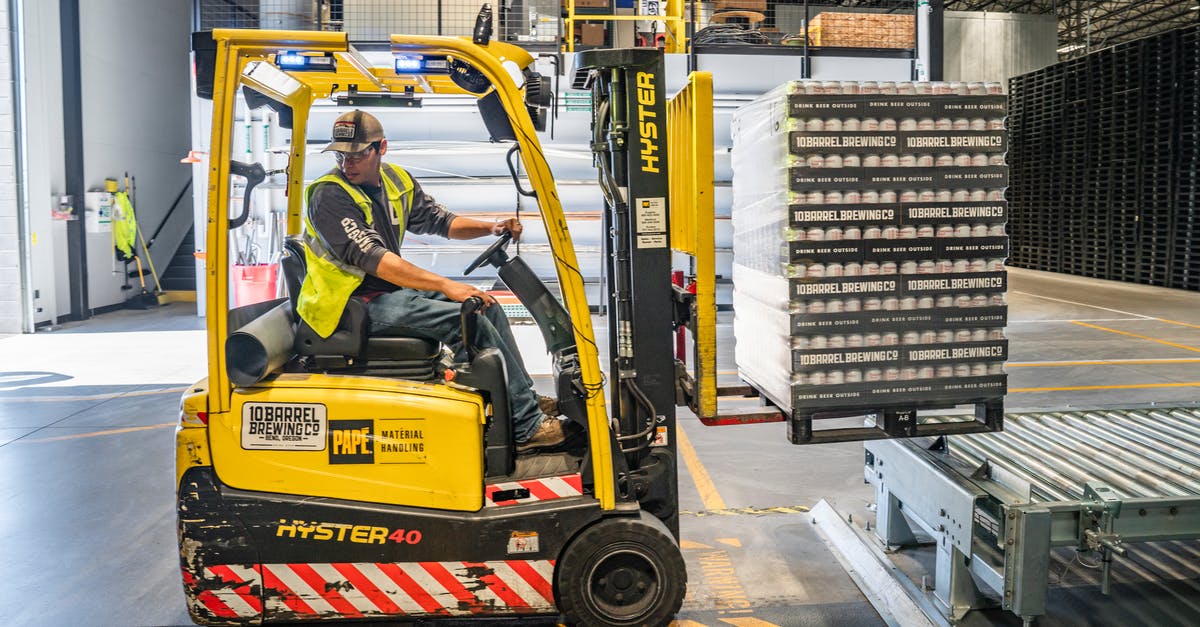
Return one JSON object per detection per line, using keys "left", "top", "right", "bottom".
{"left": 731, "top": 80, "right": 1009, "bottom": 415}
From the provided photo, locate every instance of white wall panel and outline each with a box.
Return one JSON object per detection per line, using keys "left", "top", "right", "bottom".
{"left": 0, "top": 0, "right": 19, "bottom": 333}
{"left": 78, "top": 0, "right": 192, "bottom": 309}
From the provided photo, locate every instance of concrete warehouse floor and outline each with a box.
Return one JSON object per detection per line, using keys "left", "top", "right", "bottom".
{"left": 2, "top": 267, "right": 1199, "bottom": 626}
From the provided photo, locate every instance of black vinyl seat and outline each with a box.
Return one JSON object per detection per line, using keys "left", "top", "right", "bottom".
{"left": 280, "top": 237, "right": 440, "bottom": 377}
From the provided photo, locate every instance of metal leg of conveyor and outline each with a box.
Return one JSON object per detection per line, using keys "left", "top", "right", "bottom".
{"left": 1004, "top": 506, "right": 1051, "bottom": 624}
{"left": 867, "top": 438, "right": 998, "bottom": 621}
{"left": 937, "top": 542, "right": 988, "bottom": 620}
{"left": 875, "top": 487, "right": 918, "bottom": 547}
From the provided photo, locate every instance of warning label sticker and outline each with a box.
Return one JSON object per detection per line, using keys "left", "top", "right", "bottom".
{"left": 241, "top": 402, "right": 327, "bottom": 450}
{"left": 635, "top": 197, "right": 667, "bottom": 234}
{"left": 507, "top": 531, "right": 540, "bottom": 554}
{"left": 637, "top": 234, "right": 667, "bottom": 249}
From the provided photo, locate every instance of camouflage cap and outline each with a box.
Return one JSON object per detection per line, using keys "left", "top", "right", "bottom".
{"left": 322, "top": 109, "right": 385, "bottom": 153}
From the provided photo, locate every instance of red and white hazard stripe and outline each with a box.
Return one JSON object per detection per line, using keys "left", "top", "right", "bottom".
{"left": 485, "top": 473, "right": 584, "bottom": 507}
{"left": 186, "top": 560, "right": 557, "bottom": 620}
{"left": 260, "top": 561, "right": 557, "bottom": 619}
{"left": 181, "top": 565, "right": 263, "bottom": 620}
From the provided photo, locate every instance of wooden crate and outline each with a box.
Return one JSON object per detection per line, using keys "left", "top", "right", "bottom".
{"left": 808, "top": 12, "right": 915, "bottom": 49}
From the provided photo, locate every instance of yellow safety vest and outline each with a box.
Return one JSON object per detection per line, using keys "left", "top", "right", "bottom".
{"left": 113, "top": 191, "right": 138, "bottom": 260}
{"left": 298, "top": 164, "right": 415, "bottom": 338}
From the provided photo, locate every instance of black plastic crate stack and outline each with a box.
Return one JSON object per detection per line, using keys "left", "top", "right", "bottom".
{"left": 1008, "top": 24, "right": 1200, "bottom": 289}
{"left": 1006, "top": 66, "right": 1064, "bottom": 272}
{"left": 1175, "top": 27, "right": 1200, "bottom": 290}
{"left": 730, "top": 80, "right": 1008, "bottom": 444}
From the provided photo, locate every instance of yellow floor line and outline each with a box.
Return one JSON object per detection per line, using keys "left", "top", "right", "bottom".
{"left": 720, "top": 618, "right": 782, "bottom": 627}
{"left": 676, "top": 422, "right": 727, "bottom": 511}
{"left": 1154, "top": 317, "right": 1200, "bottom": 331}
{"left": 1069, "top": 321, "right": 1200, "bottom": 354}
{"left": 15, "top": 422, "right": 175, "bottom": 443}
{"left": 1007, "top": 358, "right": 1200, "bottom": 367}
{"left": 1010, "top": 381, "right": 1200, "bottom": 393}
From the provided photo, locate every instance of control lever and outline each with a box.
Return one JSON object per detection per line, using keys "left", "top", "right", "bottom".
{"left": 228, "top": 160, "right": 266, "bottom": 229}
{"left": 460, "top": 296, "right": 485, "bottom": 360}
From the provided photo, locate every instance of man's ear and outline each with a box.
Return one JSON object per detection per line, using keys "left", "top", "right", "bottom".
{"left": 378, "top": 138, "right": 388, "bottom": 156}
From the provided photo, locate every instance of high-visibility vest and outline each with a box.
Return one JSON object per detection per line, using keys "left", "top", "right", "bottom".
{"left": 113, "top": 191, "right": 138, "bottom": 260}
{"left": 298, "top": 164, "right": 415, "bottom": 338}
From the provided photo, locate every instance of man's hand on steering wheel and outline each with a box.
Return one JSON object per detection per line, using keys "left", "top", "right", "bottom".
{"left": 491, "top": 217, "right": 523, "bottom": 241}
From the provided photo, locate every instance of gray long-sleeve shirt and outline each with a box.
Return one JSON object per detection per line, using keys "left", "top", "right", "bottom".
{"left": 307, "top": 171, "right": 457, "bottom": 294}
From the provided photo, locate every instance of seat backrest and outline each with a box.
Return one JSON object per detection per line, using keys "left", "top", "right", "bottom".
{"left": 280, "top": 236, "right": 306, "bottom": 310}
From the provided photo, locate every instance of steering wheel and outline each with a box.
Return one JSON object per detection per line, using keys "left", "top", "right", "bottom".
{"left": 463, "top": 231, "right": 513, "bottom": 275}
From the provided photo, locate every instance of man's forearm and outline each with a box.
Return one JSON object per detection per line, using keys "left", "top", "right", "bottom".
{"left": 447, "top": 216, "right": 497, "bottom": 240}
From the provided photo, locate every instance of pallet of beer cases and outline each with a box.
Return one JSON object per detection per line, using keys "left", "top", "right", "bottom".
{"left": 730, "top": 79, "right": 1009, "bottom": 443}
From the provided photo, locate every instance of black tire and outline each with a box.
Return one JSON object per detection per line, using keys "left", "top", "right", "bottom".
{"left": 556, "top": 513, "right": 686, "bottom": 626}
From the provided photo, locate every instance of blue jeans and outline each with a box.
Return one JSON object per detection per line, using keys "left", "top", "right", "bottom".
{"left": 367, "top": 288, "right": 542, "bottom": 441}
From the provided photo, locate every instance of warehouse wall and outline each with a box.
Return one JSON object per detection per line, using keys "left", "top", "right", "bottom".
{"left": 0, "top": 0, "right": 17, "bottom": 333}
{"left": 944, "top": 11, "right": 1057, "bottom": 85}
{"left": 78, "top": 0, "right": 192, "bottom": 310}
{"left": 0, "top": 0, "right": 192, "bottom": 331}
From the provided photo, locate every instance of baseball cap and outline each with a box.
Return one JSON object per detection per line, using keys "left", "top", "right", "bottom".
{"left": 322, "top": 109, "right": 385, "bottom": 153}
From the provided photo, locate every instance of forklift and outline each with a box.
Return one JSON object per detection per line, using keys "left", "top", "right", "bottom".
{"left": 178, "top": 11, "right": 690, "bottom": 626}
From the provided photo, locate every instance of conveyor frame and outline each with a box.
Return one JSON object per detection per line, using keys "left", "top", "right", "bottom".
{"left": 864, "top": 407, "right": 1200, "bottom": 625}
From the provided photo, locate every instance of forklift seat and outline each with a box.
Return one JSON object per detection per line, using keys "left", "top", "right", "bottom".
{"left": 280, "top": 237, "right": 440, "bottom": 374}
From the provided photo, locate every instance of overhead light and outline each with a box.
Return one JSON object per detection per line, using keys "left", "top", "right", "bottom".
{"left": 393, "top": 55, "right": 450, "bottom": 75}
{"left": 274, "top": 51, "right": 336, "bottom": 72}
{"left": 1057, "top": 43, "right": 1085, "bottom": 53}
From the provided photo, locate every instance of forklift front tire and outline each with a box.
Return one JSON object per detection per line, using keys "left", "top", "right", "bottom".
{"left": 556, "top": 513, "right": 686, "bottom": 626}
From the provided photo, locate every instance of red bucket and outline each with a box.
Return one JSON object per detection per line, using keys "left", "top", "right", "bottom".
{"left": 233, "top": 263, "right": 279, "bottom": 307}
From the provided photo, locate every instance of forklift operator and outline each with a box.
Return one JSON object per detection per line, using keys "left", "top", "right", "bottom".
{"left": 298, "top": 109, "right": 566, "bottom": 453}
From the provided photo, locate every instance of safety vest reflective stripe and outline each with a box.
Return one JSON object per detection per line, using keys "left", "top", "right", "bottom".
{"left": 297, "top": 164, "right": 414, "bottom": 338}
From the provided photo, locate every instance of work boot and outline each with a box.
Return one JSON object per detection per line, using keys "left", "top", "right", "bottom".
{"left": 538, "top": 395, "right": 560, "bottom": 417}
{"left": 517, "top": 416, "right": 566, "bottom": 453}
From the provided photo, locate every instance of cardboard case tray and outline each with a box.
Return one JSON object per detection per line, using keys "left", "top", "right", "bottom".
{"left": 786, "top": 94, "right": 1007, "bottom": 119}
{"left": 790, "top": 166, "right": 1009, "bottom": 191}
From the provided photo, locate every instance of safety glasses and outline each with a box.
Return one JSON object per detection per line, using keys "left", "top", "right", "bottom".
{"left": 334, "top": 144, "right": 378, "bottom": 166}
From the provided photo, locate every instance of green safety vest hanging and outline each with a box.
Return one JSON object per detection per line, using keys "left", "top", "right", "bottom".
{"left": 113, "top": 191, "right": 138, "bottom": 260}
{"left": 298, "top": 164, "right": 415, "bottom": 338}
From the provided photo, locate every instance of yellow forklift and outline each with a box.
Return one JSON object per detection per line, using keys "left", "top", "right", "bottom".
{"left": 177, "top": 10, "right": 690, "bottom": 626}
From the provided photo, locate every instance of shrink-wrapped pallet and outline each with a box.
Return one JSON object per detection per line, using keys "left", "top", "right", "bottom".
{"left": 731, "top": 79, "right": 1010, "bottom": 415}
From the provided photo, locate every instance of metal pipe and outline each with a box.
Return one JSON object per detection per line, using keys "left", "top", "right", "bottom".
{"left": 1064, "top": 414, "right": 1200, "bottom": 483}
{"left": 1079, "top": 410, "right": 1200, "bottom": 460}
{"left": 959, "top": 422, "right": 1100, "bottom": 496}
{"left": 950, "top": 408, "right": 1195, "bottom": 494}
{"left": 1130, "top": 408, "right": 1200, "bottom": 445}
{"left": 12, "top": 0, "right": 34, "bottom": 332}
{"left": 1018, "top": 416, "right": 1200, "bottom": 495}
{"left": 1104, "top": 410, "right": 1200, "bottom": 450}
{"left": 1000, "top": 420, "right": 1181, "bottom": 498}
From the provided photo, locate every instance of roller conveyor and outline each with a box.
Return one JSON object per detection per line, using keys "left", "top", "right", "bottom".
{"left": 864, "top": 407, "right": 1200, "bottom": 625}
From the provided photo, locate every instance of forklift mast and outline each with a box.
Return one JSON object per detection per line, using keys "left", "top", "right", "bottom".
{"left": 574, "top": 49, "right": 680, "bottom": 535}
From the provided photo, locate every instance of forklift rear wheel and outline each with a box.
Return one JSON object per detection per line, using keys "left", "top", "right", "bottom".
{"left": 556, "top": 513, "right": 686, "bottom": 626}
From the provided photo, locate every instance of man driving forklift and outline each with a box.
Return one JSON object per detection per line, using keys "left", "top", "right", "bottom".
{"left": 300, "top": 109, "right": 566, "bottom": 452}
